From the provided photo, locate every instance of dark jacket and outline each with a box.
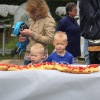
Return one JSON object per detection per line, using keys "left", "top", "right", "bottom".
{"left": 79, "top": 0, "right": 100, "bottom": 35}
{"left": 56, "top": 15, "right": 81, "bottom": 57}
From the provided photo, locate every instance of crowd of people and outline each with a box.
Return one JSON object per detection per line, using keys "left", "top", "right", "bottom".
{"left": 16, "top": 0, "right": 100, "bottom": 65}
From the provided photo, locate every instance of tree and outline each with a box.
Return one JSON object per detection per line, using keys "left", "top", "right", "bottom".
{"left": 0, "top": 0, "right": 27, "bottom": 5}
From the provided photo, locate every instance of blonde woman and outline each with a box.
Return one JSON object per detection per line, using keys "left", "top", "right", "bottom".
{"left": 19, "top": 0, "right": 55, "bottom": 65}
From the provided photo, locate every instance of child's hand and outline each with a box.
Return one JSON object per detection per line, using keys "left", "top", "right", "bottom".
{"left": 20, "top": 29, "right": 32, "bottom": 36}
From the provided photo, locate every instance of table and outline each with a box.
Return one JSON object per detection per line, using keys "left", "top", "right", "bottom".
{"left": 0, "top": 24, "right": 11, "bottom": 56}
{"left": 0, "top": 70, "right": 100, "bottom": 100}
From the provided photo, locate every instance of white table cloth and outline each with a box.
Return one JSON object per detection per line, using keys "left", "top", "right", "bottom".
{"left": 0, "top": 70, "right": 100, "bottom": 100}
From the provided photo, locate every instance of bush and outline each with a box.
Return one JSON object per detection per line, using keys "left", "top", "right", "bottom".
{"left": 0, "top": 0, "right": 27, "bottom": 5}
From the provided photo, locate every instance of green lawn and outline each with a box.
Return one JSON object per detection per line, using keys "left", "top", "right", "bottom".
{"left": 0, "top": 34, "right": 54, "bottom": 59}
{"left": 0, "top": 36, "right": 18, "bottom": 59}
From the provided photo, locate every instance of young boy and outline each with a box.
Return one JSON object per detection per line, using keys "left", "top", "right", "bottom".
{"left": 30, "top": 43, "right": 46, "bottom": 64}
{"left": 46, "top": 31, "right": 76, "bottom": 64}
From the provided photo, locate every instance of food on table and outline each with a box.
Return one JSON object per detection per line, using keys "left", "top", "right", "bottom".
{"left": 0, "top": 63, "right": 99, "bottom": 74}
{"left": 0, "top": 64, "right": 8, "bottom": 71}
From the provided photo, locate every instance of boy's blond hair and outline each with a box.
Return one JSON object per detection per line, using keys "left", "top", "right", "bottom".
{"left": 30, "top": 43, "right": 45, "bottom": 54}
{"left": 54, "top": 31, "right": 68, "bottom": 41}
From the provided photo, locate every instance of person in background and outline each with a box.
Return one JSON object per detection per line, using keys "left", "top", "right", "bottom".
{"left": 79, "top": 0, "right": 100, "bottom": 64}
{"left": 56, "top": 2, "right": 81, "bottom": 62}
{"left": 18, "top": 0, "right": 55, "bottom": 65}
{"left": 29, "top": 43, "right": 45, "bottom": 64}
{"left": 46, "top": 31, "right": 76, "bottom": 64}
{"left": 83, "top": 38, "right": 90, "bottom": 65}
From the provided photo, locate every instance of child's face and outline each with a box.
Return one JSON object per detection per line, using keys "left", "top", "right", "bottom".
{"left": 53, "top": 39, "right": 68, "bottom": 53}
{"left": 30, "top": 50, "right": 44, "bottom": 64}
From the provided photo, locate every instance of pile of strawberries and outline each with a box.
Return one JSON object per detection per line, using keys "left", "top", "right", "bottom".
{"left": 0, "top": 62, "right": 99, "bottom": 74}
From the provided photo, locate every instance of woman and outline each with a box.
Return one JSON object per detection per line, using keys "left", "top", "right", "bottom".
{"left": 56, "top": 2, "right": 81, "bottom": 61}
{"left": 19, "top": 0, "right": 55, "bottom": 65}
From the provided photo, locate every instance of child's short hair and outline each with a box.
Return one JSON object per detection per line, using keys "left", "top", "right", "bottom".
{"left": 54, "top": 31, "right": 68, "bottom": 41}
{"left": 30, "top": 43, "right": 45, "bottom": 54}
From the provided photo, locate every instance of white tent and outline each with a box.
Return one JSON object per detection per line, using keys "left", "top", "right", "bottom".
{"left": 0, "top": 4, "right": 19, "bottom": 17}
{"left": 14, "top": 2, "right": 29, "bottom": 25}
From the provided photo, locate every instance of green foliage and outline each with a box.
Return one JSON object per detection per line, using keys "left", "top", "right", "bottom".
{"left": 0, "top": 0, "right": 27, "bottom": 5}
{"left": 0, "top": 54, "right": 15, "bottom": 59}
{"left": 0, "top": 0, "right": 77, "bottom": 5}
{"left": 46, "top": 0, "right": 77, "bottom": 21}
{"left": 46, "top": 0, "right": 77, "bottom": 1}
{"left": 0, "top": 14, "right": 14, "bottom": 25}
{"left": 48, "top": 43, "right": 54, "bottom": 54}
{"left": 5, "top": 37, "right": 18, "bottom": 49}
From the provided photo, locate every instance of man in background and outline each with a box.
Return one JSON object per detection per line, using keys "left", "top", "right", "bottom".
{"left": 79, "top": 0, "right": 100, "bottom": 64}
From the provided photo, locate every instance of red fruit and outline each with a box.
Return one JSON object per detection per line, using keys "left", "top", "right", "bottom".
{"left": 90, "top": 64, "right": 98, "bottom": 68}
{"left": 44, "top": 62, "right": 51, "bottom": 65}
{"left": 23, "top": 65, "right": 28, "bottom": 68}
{"left": 18, "top": 66, "right": 22, "bottom": 70}
{"left": 60, "top": 64, "right": 66, "bottom": 67}
{"left": 51, "top": 62, "right": 56, "bottom": 65}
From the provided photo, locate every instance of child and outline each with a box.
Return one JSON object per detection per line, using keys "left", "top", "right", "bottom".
{"left": 46, "top": 31, "right": 76, "bottom": 64}
{"left": 30, "top": 43, "right": 46, "bottom": 64}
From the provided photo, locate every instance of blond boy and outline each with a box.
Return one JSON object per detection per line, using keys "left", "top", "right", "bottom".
{"left": 46, "top": 31, "right": 76, "bottom": 64}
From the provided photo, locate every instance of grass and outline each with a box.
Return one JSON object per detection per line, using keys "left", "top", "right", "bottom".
{"left": 0, "top": 54, "right": 15, "bottom": 59}
{"left": 0, "top": 22, "right": 84, "bottom": 61}
{"left": 0, "top": 32, "right": 54, "bottom": 59}
{"left": 5, "top": 37, "right": 18, "bottom": 49}
{"left": 0, "top": 31, "right": 19, "bottom": 59}
{"left": 0, "top": 20, "right": 56, "bottom": 60}
{"left": 0, "top": 32, "right": 84, "bottom": 61}
{"left": 0, "top": 35, "right": 85, "bottom": 64}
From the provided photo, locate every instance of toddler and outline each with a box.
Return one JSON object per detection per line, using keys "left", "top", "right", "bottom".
{"left": 30, "top": 43, "right": 46, "bottom": 64}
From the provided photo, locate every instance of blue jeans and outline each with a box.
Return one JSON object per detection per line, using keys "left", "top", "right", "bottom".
{"left": 24, "top": 60, "right": 31, "bottom": 65}
{"left": 84, "top": 38, "right": 90, "bottom": 65}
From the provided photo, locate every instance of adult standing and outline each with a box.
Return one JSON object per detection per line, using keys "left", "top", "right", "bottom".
{"left": 56, "top": 2, "right": 81, "bottom": 61}
{"left": 79, "top": 0, "right": 100, "bottom": 64}
{"left": 19, "top": 0, "right": 55, "bottom": 65}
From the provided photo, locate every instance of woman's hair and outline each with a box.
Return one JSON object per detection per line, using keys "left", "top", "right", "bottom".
{"left": 54, "top": 31, "right": 68, "bottom": 41}
{"left": 66, "top": 2, "right": 76, "bottom": 15}
{"left": 26, "top": 0, "right": 49, "bottom": 18}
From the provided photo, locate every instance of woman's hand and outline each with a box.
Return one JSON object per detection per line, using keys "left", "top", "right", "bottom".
{"left": 20, "top": 29, "right": 32, "bottom": 36}
{"left": 18, "top": 35, "right": 27, "bottom": 42}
